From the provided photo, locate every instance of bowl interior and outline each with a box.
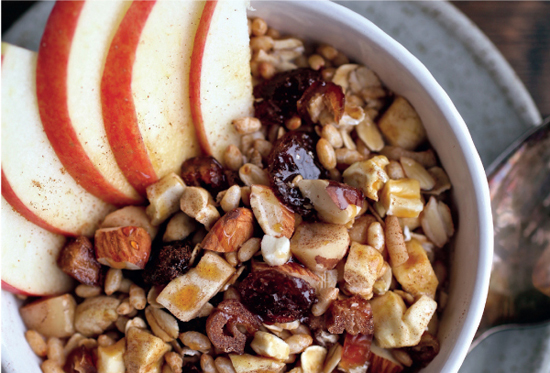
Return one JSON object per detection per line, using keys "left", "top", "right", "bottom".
{"left": 2, "top": 2, "right": 492, "bottom": 373}
{"left": 249, "top": 1, "right": 492, "bottom": 372}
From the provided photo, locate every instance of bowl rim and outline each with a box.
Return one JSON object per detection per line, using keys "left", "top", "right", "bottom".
{"left": 249, "top": 1, "right": 493, "bottom": 371}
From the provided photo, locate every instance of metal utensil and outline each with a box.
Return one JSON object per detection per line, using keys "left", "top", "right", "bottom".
{"left": 471, "top": 116, "right": 550, "bottom": 350}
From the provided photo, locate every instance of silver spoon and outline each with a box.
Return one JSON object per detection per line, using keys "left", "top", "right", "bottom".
{"left": 470, "top": 116, "right": 550, "bottom": 353}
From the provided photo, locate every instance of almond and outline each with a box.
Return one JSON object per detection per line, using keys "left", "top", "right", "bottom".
{"left": 201, "top": 208, "right": 255, "bottom": 253}
{"left": 95, "top": 226, "right": 151, "bottom": 270}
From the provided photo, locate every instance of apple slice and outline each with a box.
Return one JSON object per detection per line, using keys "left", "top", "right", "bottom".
{"left": 101, "top": 0, "right": 204, "bottom": 195}
{"left": 1, "top": 43, "right": 114, "bottom": 236}
{"left": 190, "top": 0, "right": 253, "bottom": 160}
{"left": 36, "top": 1, "right": 142, "bottom": 206}
{"left": 1, "top": 197, "right": 74, "bottom": 296}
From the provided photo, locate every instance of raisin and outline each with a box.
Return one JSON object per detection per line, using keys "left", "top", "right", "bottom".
{"left": 57, "top": 236, "right": 102, "bottom": 286}
{"left": 254, "top": 68, "right": 322, "bottom": 127}
{"left": 181, "top": 156, "right": 228, "bottom": 196}
{"left": 267, "top": 131, "right": 328, "bottom": 216}
{"left": 404, "top": 332, "right": 440, "bottom": 368}
{"left": 63, "top": 346, "right": 97, "bottom": 373}
{"left": 142, "top": 240, "right": 193, "bottom": 285}
{"left": 238, "top": 269, "right": 316, "bottom": 323}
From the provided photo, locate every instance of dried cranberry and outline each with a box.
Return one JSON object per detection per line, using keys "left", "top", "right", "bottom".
{"left": 64, "top": 346, "right": 97, "bottom": 373}
{"left": 181, "top": 156, "right": 228, "bottom": 195}
{"left": 297, "top": 81, "right": 346, "bottom": 125}
{"left": 238, "top": 269, "right": 316, "bottom": 323}
{"left": 254, "top": 68, "right": 322, "bottom": 127}
{"left": 404, "top": 332, "right": 440, "bottom": 368}
{"left": 267, "top": 131, "right": 328, "bottom": 216}
{"left": 143, "top": 240, "right": 193, "bottom": 285}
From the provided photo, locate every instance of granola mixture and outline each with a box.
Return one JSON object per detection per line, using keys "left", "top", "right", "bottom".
{"left": 20, "top": 17, "right": 454, "bottom": 373}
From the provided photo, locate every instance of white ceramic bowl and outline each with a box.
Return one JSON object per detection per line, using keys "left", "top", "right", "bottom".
{"left": 2, "top": 1, "right": 493, "bottom": 372}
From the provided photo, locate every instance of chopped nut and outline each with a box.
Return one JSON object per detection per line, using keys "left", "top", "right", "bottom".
{"left": 323, "top": 343, "right": 343, "bottom": 373}
{"left": 224, "top": 144, "right": 245, "bottom": 172}
{"left": 425, "top": 167, "right": 451, "bottom": 195}
{"left": 251, "top": 331, "right": 290, "bottom": 361}
{"left": 332, "top": 64, "right": 359, "bottom": 91}
{"left": 239, "top": 163, "right": 270, "bottom": 186}
{"left": 238, "top": 237, "right": 261, "bottom": 263}
{"left": 250, "top": 185, "right": 295, "bottom": 238}
{"left": 378, "top": 97, "right": 426, "bottom": 150}
{"left": 344, "top": 242, "right": 385, "bottom": 298}
{"left": 387, "top": 160, "right": 405, "bottom": 180}
{"left": 311, "top": 287, "right": 339, "bottom": 317}
{"left": 373, "top": 262, "right": 392, "bottom": 296}
{"left": 229, "top": 354, "right": 284, "bottom": 373}
{"left": 25, "top": 330, "right": 47, "bottom": 357}
{"left": 75, "top": 284, "right": 102, "bottom": 298}
{"left": 356, "top": 116, "right": 384, "bottom": 152}
{"left": 317, "top": 138, "right": 337, "bottom": 170}
{"left": 232, "top": 117, "right": 262, "bottom": 134}
{"left": 74, "top": 296, "right": 120, "bottom": 337}
{"left": 251, "top": 17, "right": 268, "bottom": 36}
{"left": 129, "top": 284, "right": 146, "bottom": 310}
{"left": 180, "top": 186, "right": 220, "bottom": 230}
{"left": 57, "top": 236, "right": 102, "bottom": 286}
{"left": 261, "top": 235, "right": 291, "bottom": 266}
{"left": 335, "top": 148, "right": 365, "bottom": 165}
{"left": 348, "top": 214, "right": 377, "bottom": 244}
{"left": 146, "top": 173, "right": 186, "bottom": 226}
{"left": 420, "top": 197, "right": 454, "bottom": 248}
{"left": 342, "top": 155, "right": 389, "bottom": 201}
{"left": 104, "top": 268, "right": 122, "bottom": 295}
{"left": 385, "top": 216, "right": 409, "bottom": 268}
{"left": 124, "top": 327, "right": 171, "bottom": 373}
{"left": 95, "top": 226, "right": 151, "bottom": 270}
{"left": 163, "top": 212, "right": 198, "bottom": 242}
{"left": 297, "top": 179, "right": 363, "bottom": 225}
{"left": 400, "top": 157, "right": 435, "bottom": 190}
{"left": 201, "top": 207, "right": 255, "bottom": 253}
{"left": 380, "top": 179, "right": 423, "bottom": 218}
{"left": 380, "top": 146, "right": 437, "bottom": 168}
{"left": 47, "top": 337, "right": 65, "bottom": 366}
{"left": 97, "top": 338, "right": 126, "bottom": 373}
{"left": 20, "top": 294, "right": 76, "bottom": 338}
{"left": 290, "top": 222, "right": 350, "bottom": 272}
{"left": 301, "top": 345, "right": 328, "bottom": 373}
{"left": 101, "top": 205, "right": 158, "bottom": 240}
{"left": 252, "top": 261, "right": 322, "bottom": 290}
{"left": 180, "top": 331, "right": 211, "bottom": 352}
{"left": 285, "top": 334, "right": 313, "bottom": 354}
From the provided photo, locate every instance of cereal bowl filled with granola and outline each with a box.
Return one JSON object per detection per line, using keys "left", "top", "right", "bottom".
{"left": 1, "top": 1, "right": 492, "bottom": 373}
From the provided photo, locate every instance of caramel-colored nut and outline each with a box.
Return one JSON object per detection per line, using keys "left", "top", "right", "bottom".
{"left": 95, "top": 226, "right": 151, "bottom": 270}
{"left": 201, "top": 208, "right": 255, "bottom": 253}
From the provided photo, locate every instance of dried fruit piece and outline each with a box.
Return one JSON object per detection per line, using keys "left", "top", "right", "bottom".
{"left": 201, "top": 207, "right": 255, "bottom": 253}
{"left": 181, "top": 156, "right": 228, "bottom": 196}
{"left": 404, "top": 332, "right": 440, "bottom": 367}
{"left": 143, "top": 240, "right": 193, "bottom": 285}
{"left": 206, "top": 300, "right": 262, "bottom": 354}
{"left": 145, "top": 172, "right": 186, "bottom": 226}
{"left": 380, "top": 179, "right": 423, "bottom": 218}
{"left": 326, "top": 295, "right": 374, "bottom": 335}
{"left": 238, "top": 269, "right": 316, "bottom": 323}
{"left": 20, "top": 294, "right": 76, "bottom": 338}
{"left": 124, "top": 327, "right": 171, "bottom": 373}
{"left": 400, "top": 157, "right": 435, "bottom": 191}
{"left": 297, "top": 81, "right": 345, "bottom": 126}
{"left": 254, "top": 68, "right": 322, "bottom": 127}
{"left": 74, "top": 296, "right": 120, "bottom": 337}
{"left": 301, "top": 345, "right": 327, "bottom": 373}
{"left": 57, "top": 236, "right": 102, "bottom": 286}
{"left": 64, "top": 346, "right": 97, "bottom": 373}
{"left": 252, "top": 261, "right": 321, "bottom": 290}
{"left": 392, "top": 239, "right": 439, "bottom": 299}
{"left": 157, "top": 251, "right": 235, "bottom": 322}
{"left": 94, "top": 226, "right": 151, "bottom": 270}
{"left": 250, "top": 331, "right": 290, "bottom": 361}
{"left": 338, "top": 333, "right": 372, "bottom": 373}
{"left": 267, "top": 131, "right": 328, "bottom": 216}
{"left": 342, "top": 155, "right": 389, "bottom": 201}
{"left": 229, "top": 354, "right": 285, "bottom": 373}
{"left": 370, "top": 292, "right": 437, "bottom": 348}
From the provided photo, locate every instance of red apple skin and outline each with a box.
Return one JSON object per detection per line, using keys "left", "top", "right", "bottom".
{"left": 1, "top": 171, "right": 74, "bottom": 237}
{"left": 189, "top": 0, "right": 217, "bottom": 156}
{"left": 1, "top": 280, "right": 41, "bottom": 297}
{"left": 36, "top": 1, "right": 141, "bottom": 206}
{"left": 101, "top": 1, "right": 159, "bottom": 196}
